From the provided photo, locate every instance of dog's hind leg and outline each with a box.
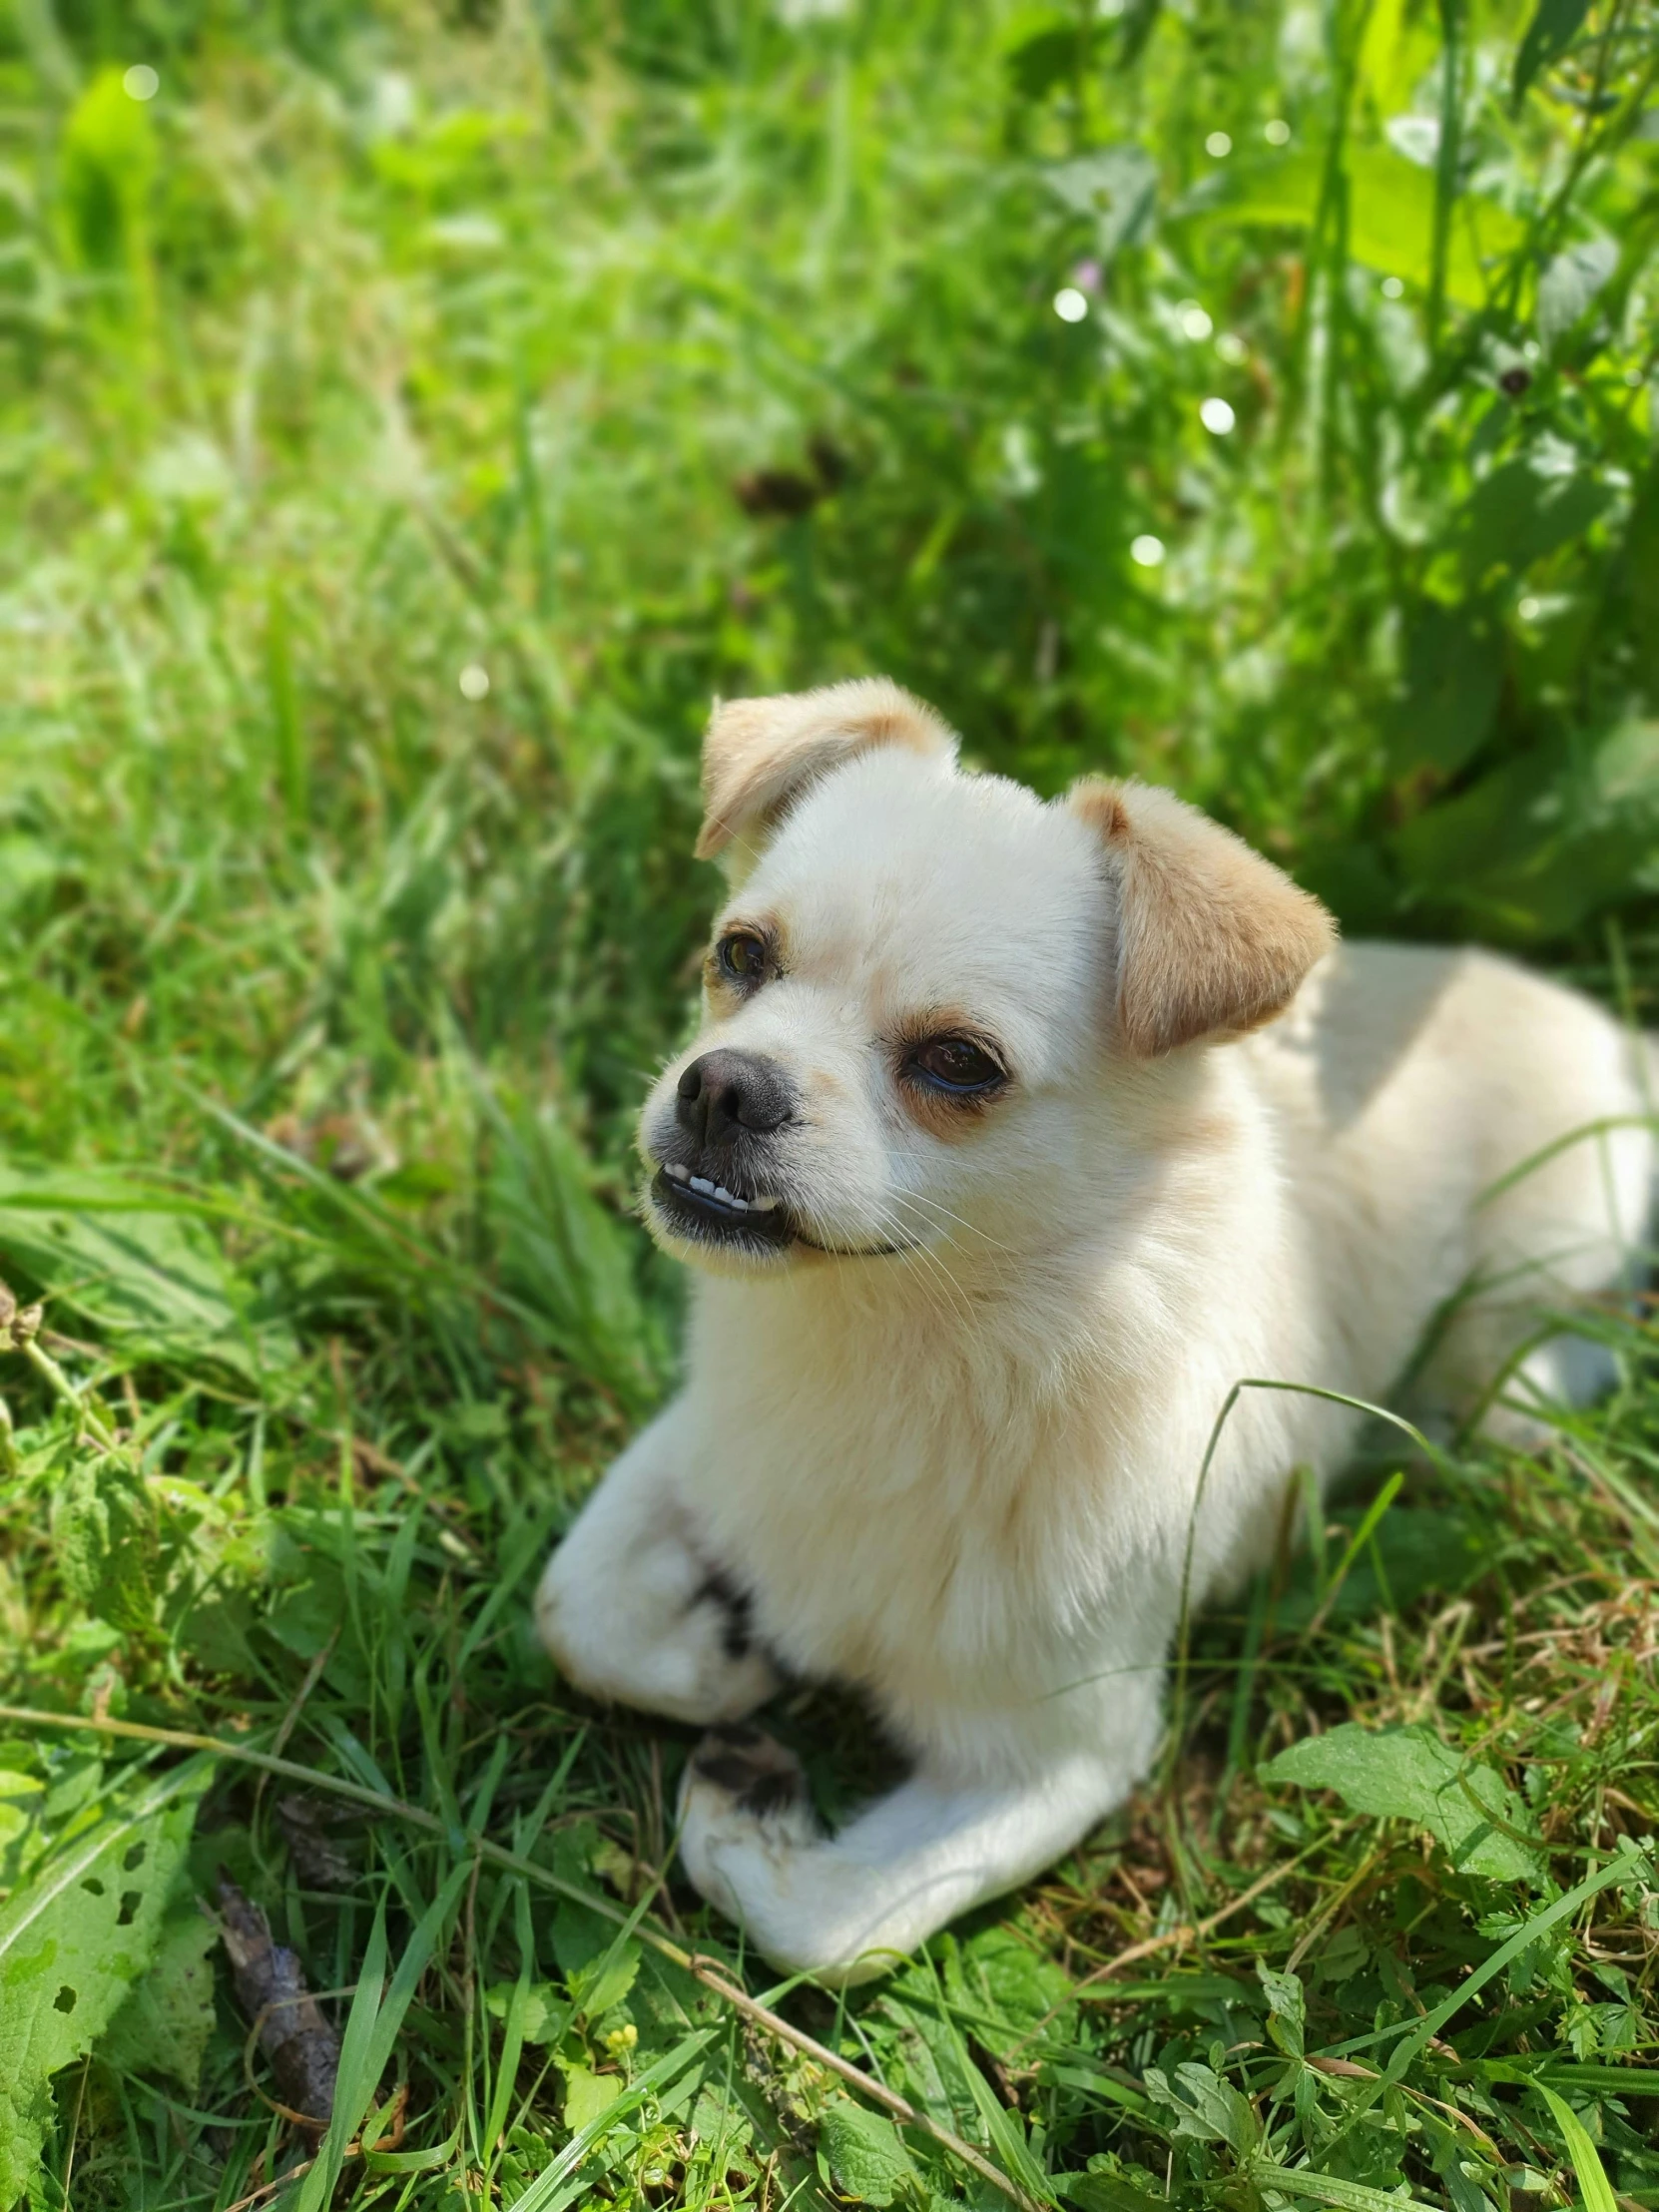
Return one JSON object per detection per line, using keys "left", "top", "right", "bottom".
{"left": 536, "top": 1404, "right": 782, "bottom": 1725}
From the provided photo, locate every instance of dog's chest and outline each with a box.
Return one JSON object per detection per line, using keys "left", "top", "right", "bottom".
{"left": 682, "top": 1384, "right": 1052, "bottom": 1694}
{"left": 675, "top": 1285, "right": 1161, "bottom": 1706}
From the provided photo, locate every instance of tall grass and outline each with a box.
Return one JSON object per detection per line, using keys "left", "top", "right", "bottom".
{"left": 0, "top": 2, "right": 1656, "bottom": 2208}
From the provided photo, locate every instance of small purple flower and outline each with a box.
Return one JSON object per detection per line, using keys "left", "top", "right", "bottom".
{"left": 1072, "top": 259, "right": 1104, "bottom": 294}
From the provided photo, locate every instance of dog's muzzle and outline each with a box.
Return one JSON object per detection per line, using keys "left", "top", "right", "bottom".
{"left": 650, "top": 1048, "right": 798, "bottom": 1251}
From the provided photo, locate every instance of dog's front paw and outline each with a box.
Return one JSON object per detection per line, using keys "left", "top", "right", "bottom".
{"left": 679, "top": 1725, "right": 821, "bottom": 1925}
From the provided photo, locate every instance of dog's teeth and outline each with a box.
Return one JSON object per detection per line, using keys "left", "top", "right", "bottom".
{"left": 714, "top": 1185, "right": 735, "bottom": 1204}
{"left": 665, "top": 1162, "right": 690, "bottom": 1183}
{"left": 690, "top": 1176, "right": 715, "bottom": 1195}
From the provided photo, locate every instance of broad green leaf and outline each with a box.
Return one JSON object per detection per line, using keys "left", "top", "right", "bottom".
{"left": 1191, "top": 147, "right": 1523, "bottom": 305}
{"left": 0, "top": 1762, "right": 209, "bottom": 2203}
{"left": 1394, "top": 720, "right": 1659, "bottom": 938}
{"left": 1344, "top": 143, "right": 1528, "bottom": 306}
{"left": 1144, "top": 2063, "right": 1260, "bottom": 2154}
{"left": 98, "top": 1907, "right": 218, "bottom": 2092}
{"left": 1262, "top": 1723, "right": 1543, "bottom": 1881}
{"left": 0, "top": 1170, "right": 295, "bottom": 1379}
{"left": 1059, "top": 2166, "right": 1168, "bottom": 2212}
{"left": 1385, "top": 599, "right": 1504, "bottom": 776}
{"left": 818, "top": 2102, "right": 918, "bottom": 2206}
{"left": 1513, "top": 0, "right": 1593, "bottom": 103}
{"left": 563, "top": 2063, "right": 625, "bottom": 2133}
{"left": 1449, "top": 454, "right": 1612, "bottom": 589}
{"left": 1003, "top": 14, "right": 1109, "bottom": 101}
{"left": 0, "top": 1771, "right": 43, "bottom": 1854}
{"left": 1042, "top": 147, "right": 1159, "bottom": 258}
{"left": 484, "top": 1978, "right": 568, "bottom": 2045}
{"left": 1628, "top": 464, "right": 1659, "bottom": 692}
{"left": 58, "top": 68, "right": 156, "bottom": 276}
{"left": 1358, "top": 0, "right": 1440, "bottom": 115}
{"left": 1535, "top": 2086, "right": 1618, "bottom": 2212}
{"left": 949, "top": 1923, "right": 1074, "bottom": 2040}
{"left": 1537, "top": 239, "right": 1618, "bottom": 352}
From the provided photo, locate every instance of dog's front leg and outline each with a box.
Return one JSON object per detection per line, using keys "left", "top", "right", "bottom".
{"left": 536, "top": 1403, "right": 781, "bottom": 1726}
{"left": 678, "top": 1728, "right": 1134, "bottom": 1984}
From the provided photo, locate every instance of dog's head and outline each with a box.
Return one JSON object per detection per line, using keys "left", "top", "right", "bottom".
{"left": 638, "top": 679, "right": 1335, "bottom": 1272}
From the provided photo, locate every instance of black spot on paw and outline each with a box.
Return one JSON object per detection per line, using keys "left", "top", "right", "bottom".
{"left": 741, "top": 1765, "right": 805, "bottom": 1818}
{"left": 691, "top": 1728, "right": 808, "bottom": 1821}
{"left": 704, "top": 1720, "right": 763, "bottom": 1750}
{"left": 694, "top": 1749, "right": 763, "bottom": 1794}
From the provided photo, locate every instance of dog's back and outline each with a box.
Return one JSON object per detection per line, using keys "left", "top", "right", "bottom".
{"left": 1247, "top": 940, "right": 1654, "bottom": 1440}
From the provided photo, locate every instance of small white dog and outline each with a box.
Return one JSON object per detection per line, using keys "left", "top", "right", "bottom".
{"left": 537, "top": 679, "right": 1654, "bottom": 1983}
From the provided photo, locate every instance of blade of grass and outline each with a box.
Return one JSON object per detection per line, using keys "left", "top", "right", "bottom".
{"left": 293, "top": 1863, "right": 471, "bottom": 2212}
{"left": 1534, "top": 2085, "right": 1619, "bottom": 2212}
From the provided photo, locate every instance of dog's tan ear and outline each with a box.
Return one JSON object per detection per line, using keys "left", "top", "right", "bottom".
{"left": 696, "top": 678, "right": 956, "bottom": 863}
{"left": 1070, "top": 778, "right": 1336, "bottom": 1056}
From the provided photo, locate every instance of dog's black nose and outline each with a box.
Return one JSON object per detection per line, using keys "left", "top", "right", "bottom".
{"left": 675, "top": 1050, "right": 793, "bottom": 1149}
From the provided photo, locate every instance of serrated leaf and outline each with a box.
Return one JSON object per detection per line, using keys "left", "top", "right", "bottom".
{"left": 1257, "top": 1958, "right": 1306, "bottom": 2059}
{"left": 818, "top": 2101, "right": 918, "bottom": 2206}
{"left": 1144, "top": 2062, "right": 1260, "bottom": 2154}
{"left": 1262, "top": 1723, "right": 1543, "bottom": 1881}
{"left": 98, "top": 1907, "right": 218, "bottom": 2092}
{"left": 569, "top": 1937, "right": 639, "bottom": 2021}
{"left": 50, "top": 1455, "right": 160, "bottom": 1635}
{"left": 0, "top": 1763, "right": 209, "bottom": 2202}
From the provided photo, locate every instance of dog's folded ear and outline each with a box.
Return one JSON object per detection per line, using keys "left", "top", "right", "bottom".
{"left": 1070, "top": 778, "right": 1336, "bottom": 1056}
{"left": 696, "top": 679, "right": 957, "bottom": 864}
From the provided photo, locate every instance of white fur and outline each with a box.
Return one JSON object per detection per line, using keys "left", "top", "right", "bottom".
{"left": 537, "top": 725, "right": 1655, "bottom": 1983}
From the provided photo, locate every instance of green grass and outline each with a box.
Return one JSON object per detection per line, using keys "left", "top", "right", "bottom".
{"left": 1, "top": 0, "right": 1658, "bottom": 2207}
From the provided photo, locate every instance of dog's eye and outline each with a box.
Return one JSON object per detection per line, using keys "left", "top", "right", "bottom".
{"left": 908, "top": 1036, "right": 1005, "bottom": 1094}
{"left": 716, "top": 931, "right": 769, "bottom": 984}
